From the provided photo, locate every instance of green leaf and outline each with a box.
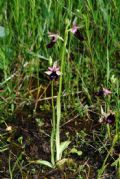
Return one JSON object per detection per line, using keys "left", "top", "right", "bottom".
{"left": 59, "top": 141, "right": 71, "bottom": 157}
{"left": 56, "top": 158, "right": 74, "bottom": 169}
{"left": 30, "top": 160, "right": 53, "bottom": 168}
{"left": 0, "top": 48, "right": 12, "bottom": 70}
{"left": 56, "top": 158, "right": 69, "bottom": 168}
{"left": 111, "top": 157, "right": 120, "bottom": 167}
{"left": 0, "top": 147, "right": 8, "bottom": 152}
{"left": 0, "top": 26, "right": 5, "bottom": 37}
{"left": 27, "top": 51, "right": 48, "bottom": 61}
{"left": 70, "top": 148, "right": 82, "bottom": 156}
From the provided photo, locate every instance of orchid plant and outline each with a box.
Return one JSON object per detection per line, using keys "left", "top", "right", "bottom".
{"left": 31, "top": 60, "right": 70, "bottom": 168}
{"left": 30, "top": 21, "right": 86, "bottom": 168}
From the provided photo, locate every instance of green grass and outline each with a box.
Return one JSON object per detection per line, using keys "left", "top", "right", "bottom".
{"left": 0, "top": 0, "right": 120, "bottom": 178}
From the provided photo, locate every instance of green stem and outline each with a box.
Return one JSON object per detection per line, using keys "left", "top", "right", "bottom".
{"left": 9, "top": 153, "right": 13, "bottom": 179}
{"left": 106, "top": 96, "right": 111, "bottom": 141}
{"left": 97, "top": 134, "right": 118, "bottom": 178}
{"left": 107, "top": 124, "right": 111, "bottom": 141}
{"left": 51, "top": 81, "right": 55, "bottom": 165}
{"left": 56, "top": 21, "right": 69, "bottom": 161}
{"left": 106, "top": 47, "right": 109, "bottom": 85}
